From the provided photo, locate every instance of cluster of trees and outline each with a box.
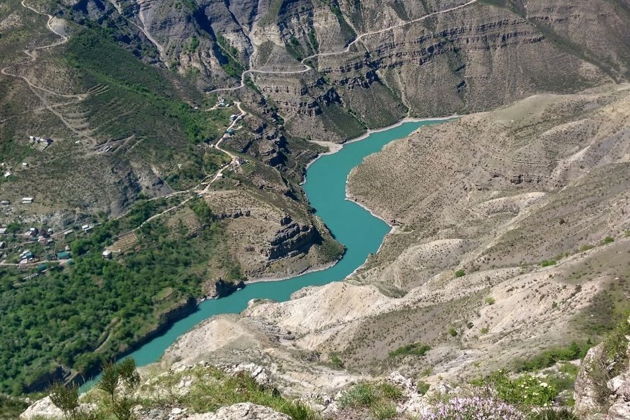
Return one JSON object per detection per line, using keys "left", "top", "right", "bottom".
{"left": 0, "top": 200, "right": 233, "bottom": 394}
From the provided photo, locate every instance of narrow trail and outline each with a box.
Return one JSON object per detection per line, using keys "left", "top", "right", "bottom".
{"left": 208, "top": 0, "right": 478, "bottom": 94}
{"left": 132, "top": 102, "right": 246, "bottom": 230}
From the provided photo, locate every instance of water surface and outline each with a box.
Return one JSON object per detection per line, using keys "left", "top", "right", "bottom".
{"left": 87, "top": 119, "right": 443, "bottom": 384}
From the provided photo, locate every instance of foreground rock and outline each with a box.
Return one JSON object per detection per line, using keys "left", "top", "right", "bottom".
{"left": 185, "top": 403, "right": 290, "bottom": 420}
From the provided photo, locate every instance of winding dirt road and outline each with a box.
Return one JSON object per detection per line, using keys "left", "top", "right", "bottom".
{"left": 208, "top": 0, "right": 479, "bottom": 94}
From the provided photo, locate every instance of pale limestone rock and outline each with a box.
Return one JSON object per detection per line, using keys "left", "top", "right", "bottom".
{"left": 574, "top": 343, "right": 607, "bottom": 418}
{"left": 184, "top": 403, "right": 290, "bottom": 420}
{"left": 20, "top": 396, "right": 63, "bottom": 419}
{"left": 20, "top": 396, "right": 95, "bottom": 419}
{"left": 606, "top": 371, "right": 630, "bottom": 420}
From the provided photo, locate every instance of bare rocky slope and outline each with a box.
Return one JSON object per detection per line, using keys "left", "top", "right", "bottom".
{"left": 24, "top": 85, "right": 624, "bottom": 419}
{"left": 3, "top": 0, "right": 630, "bottom": 416}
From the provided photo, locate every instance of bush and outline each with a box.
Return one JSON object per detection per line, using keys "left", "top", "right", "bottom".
{"left": 330, "top": 353, "right": 344, "bottom": 369}
{"left": 540, "top": 260, "right": 557, "bottom": 267}
{"left": 448, "top": 328, "right": 458, "bottom": 337}
{"left": 417, "top": 381, "right": 430, "bottom": 396}
{"left": 485, "top": 297, "right": 496, "bottom": 305}
{"left": 514, "top": 342, "right": 591, "bottom": 372}
{"left": 371, "top": 401, "right": 397, "bottom": 419}
{"left": 454, "top": 269, "right": 466, "bottom": 278}
{"left": 389, "top": 343, "right": 431, "bottom": 358}
{"left": 601, "top": 236, "right": 615, "bottom": 245}
{"left": 340, "top": 383, "right": 377, "bottom": 408}
{"left": 339, "top": 382, "right": 403, "bottom": 415}
{"left": 473, "top": 371, "right": 558, "bottom": 407}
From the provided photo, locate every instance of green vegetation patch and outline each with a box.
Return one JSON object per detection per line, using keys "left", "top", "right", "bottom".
{"left": 0, "top": 198, "right": 240, "bottom": 394}
{"left": 67, "top": 28, "right": 227, "bottom": 145}
{"left": 514, "top": 341, "right": 591, "bottom": 372}
{"left": 339, "top": 382, "right": 402, "bottom": 420}
{"left": 388, "top": 342, "right": 431, "bottom": 358}
{"left": 138, "top": 365, "right": 318, "bottom": 420}
{"left": 472, "top": 370, "right": 558, "bottom": 407}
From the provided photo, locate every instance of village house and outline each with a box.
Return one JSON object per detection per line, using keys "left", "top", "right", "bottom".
{"left": 19, "top": 250, "right": 34, "bottom": 261}
{"left": 21, "top": 197, "right": 34, "bottom": 204}
{"left": 56, "top": 251, "right": 71, "bottom": 260}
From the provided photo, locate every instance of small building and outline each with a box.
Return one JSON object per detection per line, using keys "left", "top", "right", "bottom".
{"left": 0, "top": 200, "right": 10, "bottom": 205}
{"left": 21, "top": 197, "right": 34, "bottom": 204}
{"left": 20, "top": 250, "right": 33, "bottom": 260}
{"left": 0, "top": 228, "right": 7, "bottom": 235}
{"left": 63, "top": 229, "right": 73, "bottom": 237}
{"left": 0, "top": 241, "right": 5, "bottom": 249}
{"left": 37, "top": 263, "right": 48, "bottom": 272}
{"left": 102, "top": 249, "right": 112, "bottom": 259}
{"left": 57, "top": 251, "right": 71, "bottom": 260}
{"left": 81, "top": 224, "right": 93, "bottom": 232}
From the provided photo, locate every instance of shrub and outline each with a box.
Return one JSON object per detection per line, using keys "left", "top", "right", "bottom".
{"left": 514, "top": 342, "right": 590, "bottom": 372}
{"left": 49, "top": 382, "right": 79, "bottom": 419}
{"left": 601, "top": 236, "right": 615, "bottom": 245}
{"left": 481, "top": 327, "right": 489, "bottom": 335}
{"left": 389, "top": 342, "right": 431, "bottom": 358}
{"left": 473, "top": 370, "right": 558, "bottom": 407}
{"left": 425, "top": 397, "right": 524, "bottom": 419}
{"left": 339, "top": 382, "right": 403, "bottom": 416}
{"left": 339, "top": 383, "right": 377, "bottom": 408}
{"left": 371, "top": 401, "right": 397, "bottom": 419}
{"left": 417, "top": 381, "right": 430, "bottom": 396}
{"left": 540, "top": 260, "right": 557, "bottom": 267}
{"left": 485, "top": 297, "right": 496, "bottom": 305}
{"left": 330, "top": 353, "right": 344, "bottom": 369}
{"left": 448, "top": 328, "right": 458, "bottom": 337}
{"left": 454, "top": 269, "right": 466, "bottom": 278}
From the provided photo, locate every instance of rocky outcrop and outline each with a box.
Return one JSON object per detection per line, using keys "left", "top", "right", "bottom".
{"left": 575, "top": 325, "right": 630, "bottom": 420}
{"left": 607, "top": 371, "right": 630, "bottom": 420}
{"left": 266, "top": 222, "right": 320, "bottom": 260}
{"left": 135, "top": 403, "right": 290, "bottom": 420}
{"left": 204, "top": 279, "right": 245, "bottom": 299}
{"left": 19, "top": 397, "right": 63, "bottom": 420}
{"left": 19, "top": 396, "right": 95, "bottom": 420}
{"left": 574, "top": 344, "right": 609, "bottom": 419}
{"left": 186, "top": 403, "right": 291, "bottom": 420}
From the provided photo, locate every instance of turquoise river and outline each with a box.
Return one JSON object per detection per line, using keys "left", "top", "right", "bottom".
{"left": 83, "top": 119, "right": 444, "bottom": 388}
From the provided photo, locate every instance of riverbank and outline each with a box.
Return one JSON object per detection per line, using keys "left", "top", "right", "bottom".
{"left": 78, "top": 117, "right": 448, "bottom": 392}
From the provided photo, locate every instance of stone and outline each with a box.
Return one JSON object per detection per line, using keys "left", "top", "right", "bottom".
{"left": 184, "top": 403, "right": 290, "bottom": 420}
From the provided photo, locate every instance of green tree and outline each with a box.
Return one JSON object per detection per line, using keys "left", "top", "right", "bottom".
{"left": 49, "top": 382, "right": 79, "bottom": 419}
